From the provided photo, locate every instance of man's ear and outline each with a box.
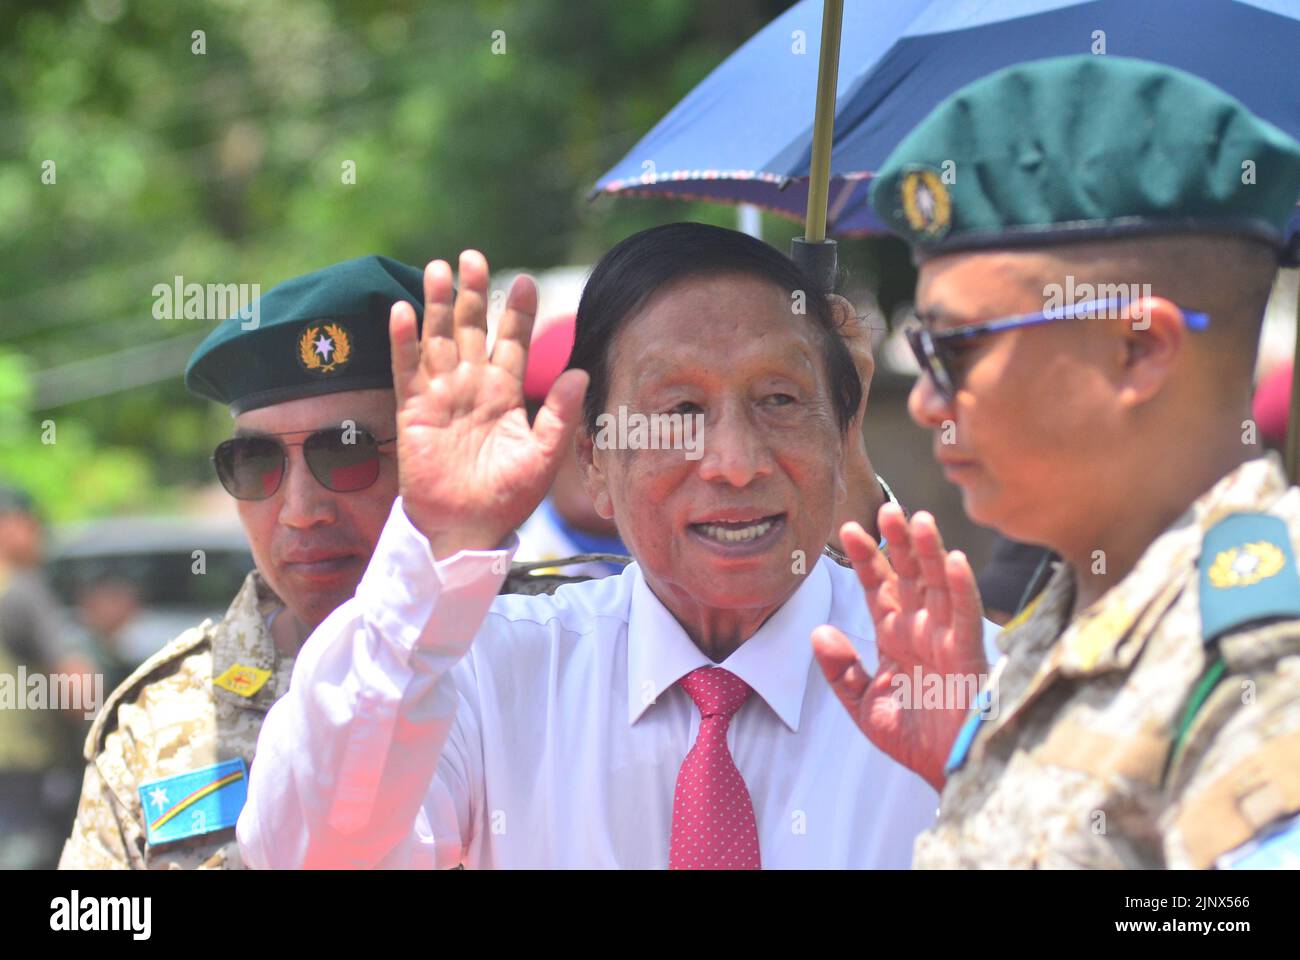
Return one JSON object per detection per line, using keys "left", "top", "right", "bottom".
{"left": 1116, "top": 296, "right": 1185, "bottom": 408}
{"left": 576, "top": 427, "right": 615, "bottom": 520}
{"left": 828, "top": 293, "right": 875, "bottom": 416}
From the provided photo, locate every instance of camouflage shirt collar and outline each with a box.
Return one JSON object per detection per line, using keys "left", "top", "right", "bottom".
{"left": 1003, "top": 455, "right": 1289, "bottom": 675}
{"left": 210, "top": 570, "right": 289, "bottom": 712}
{"left": 1184, "top": 453, "right": 1290, "bottom": 530}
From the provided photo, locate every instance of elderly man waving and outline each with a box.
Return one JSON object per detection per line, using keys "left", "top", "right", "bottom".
{"left": 238, "top": 223, "right": 991, "bottom": 869}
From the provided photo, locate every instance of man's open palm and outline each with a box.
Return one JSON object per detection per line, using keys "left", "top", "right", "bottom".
{"left": 389, "top": 251, "right": 588, "bottom": 558}
{"left": 812, "top": 505, "right": 988, "bottom": 791}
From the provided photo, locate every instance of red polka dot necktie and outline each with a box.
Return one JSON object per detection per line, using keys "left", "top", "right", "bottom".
{"left": 668, "top": 666, "right": 761, "bottom": 870}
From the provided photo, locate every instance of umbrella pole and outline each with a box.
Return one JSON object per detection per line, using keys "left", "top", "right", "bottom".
{"left": 1287, "top": 272, "right": 1299, "bottom": 485}
{"left": 791, "top": 0, "right": 844, "bottom": 292}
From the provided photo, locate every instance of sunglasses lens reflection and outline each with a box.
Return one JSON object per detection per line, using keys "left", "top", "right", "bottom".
{"left": 216, "top": 437, "right": 284, "bottom": 500}
{"left": 304, "top": 430, "right": 380, "bottom": 492}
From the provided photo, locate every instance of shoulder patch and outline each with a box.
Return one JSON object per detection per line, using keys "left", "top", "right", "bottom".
{"left": 213, "top": 663, "right": 272, "bottom": 698}
{"left": 501, "top": 568, "right": 590, "bottom": 597}
{"left": 507, "top": 553, "right": 630, "bottom": 575}
{"left": 1217, "top": 812, "right": 1300, "bottom": 869}
{"left": 138, "top": 757, "right": 248, "bottom": 846}
{"left": 84, "top": 620, "right": 215, "bottom": 760}
{"left": 1200, "top": 513, "right": 1300, "bottom": 644}
{"left": 500, "top": 554, "right": 629, "bottom": 597}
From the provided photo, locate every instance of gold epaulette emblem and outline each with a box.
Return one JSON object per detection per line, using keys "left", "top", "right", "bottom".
{"left": 1207, "top": 541, "right": 1285, "bottom": 589}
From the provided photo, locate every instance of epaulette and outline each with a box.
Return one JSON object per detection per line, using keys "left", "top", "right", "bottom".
{"left": 83, "top": 620, "right": 216, "bottom": 761}
{"left": 1171, "top": 512, "right": 1300, "bottom": 764}
{"left": 499, "top": 554, "right": 630, "bottom": 597}
{"left": 1199, "top": 512, "right": 1300, "bottom": 644}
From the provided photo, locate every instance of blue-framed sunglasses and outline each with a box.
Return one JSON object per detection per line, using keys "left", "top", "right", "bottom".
{"left": 905, "top": 296, "right": 1210, "bottom": 402}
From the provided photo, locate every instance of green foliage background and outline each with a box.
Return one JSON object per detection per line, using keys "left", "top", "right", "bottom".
{"left": 0, "top": 0, "right": 912, "bottom": 521}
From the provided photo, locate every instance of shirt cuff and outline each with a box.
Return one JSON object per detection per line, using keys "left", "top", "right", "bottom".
{"left": 356, "top": 496, "right": 518, "bottom": 656}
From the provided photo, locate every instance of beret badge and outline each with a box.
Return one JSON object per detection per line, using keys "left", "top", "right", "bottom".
{"left": 297, "top": 321, "right": 353, "bottom": 375}
{"left": 899, "top": 167, "right": 952, "bottom": 240}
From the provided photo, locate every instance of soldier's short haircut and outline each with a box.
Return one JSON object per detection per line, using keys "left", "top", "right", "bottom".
{"left": 1040, "top": 233, "right": 1278, "bottom": 376}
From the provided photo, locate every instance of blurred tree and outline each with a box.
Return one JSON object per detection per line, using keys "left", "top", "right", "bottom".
{"left": 0, "top": 347, "right": 160, "bottom": 521}
{"left": 0, "top": 0, "right": 911, "bottom": 521}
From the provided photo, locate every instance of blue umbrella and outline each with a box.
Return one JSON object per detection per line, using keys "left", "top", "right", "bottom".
{"left": 594, "top": 0, "right": 1300, "bottom": 482}
{"left": 593, "top": 0, "right": 1300, "bottom": 237}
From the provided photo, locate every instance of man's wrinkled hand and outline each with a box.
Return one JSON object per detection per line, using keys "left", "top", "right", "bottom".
{"left": 812, "top": 504, "right": 987, "bottom": 791}
{"left": 388, "top": 250, "right": 588, "bottom": 559}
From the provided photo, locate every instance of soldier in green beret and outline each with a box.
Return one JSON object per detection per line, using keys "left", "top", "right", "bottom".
{"left": 813, "top": 55, "right": 1300, "bottom": 868}
{"left": 59, "top": 255, "right": 596, "bottom": 869}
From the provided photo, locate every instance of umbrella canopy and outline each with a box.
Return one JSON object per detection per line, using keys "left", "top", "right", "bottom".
{"left": 594, "top": 0, "right": 1300, "bottom": 237}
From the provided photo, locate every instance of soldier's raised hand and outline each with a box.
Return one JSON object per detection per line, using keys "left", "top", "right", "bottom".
{"left": 388, "top": 251, "right": 588, "bottom": 558}
{"left": 811, "top": 504, "right": 988, "bottom": 791}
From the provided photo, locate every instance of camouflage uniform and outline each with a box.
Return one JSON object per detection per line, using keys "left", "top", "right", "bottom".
{"left": 914, "top": 456, "right": 1300, "bottom": 868}
{"left": 58, "top": 571, "right": 286, "bottom": 869}
{"left": 65, "top": 255, "right": 466, "bottom": 868}
{"left": 58, "top": 561, "right": 597, "bottom": 869}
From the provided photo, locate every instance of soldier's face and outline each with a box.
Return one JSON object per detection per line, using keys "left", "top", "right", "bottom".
{"left": 232, "top": 388, "right": 398, "bottom": 629}
{"left": 908, "top": 251, "right": 1121, "bottom": 546}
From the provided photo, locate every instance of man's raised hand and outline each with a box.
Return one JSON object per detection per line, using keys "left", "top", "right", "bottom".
{"left": 389, "top": 251, "right": 588, "bottom": 558}
{"left": 811, "top": 504, "right": 988, "bottom": 791}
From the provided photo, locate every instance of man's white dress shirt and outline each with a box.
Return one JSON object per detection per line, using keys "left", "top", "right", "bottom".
{"left": 239, "top": 499, "right": 992, "bottom": 869}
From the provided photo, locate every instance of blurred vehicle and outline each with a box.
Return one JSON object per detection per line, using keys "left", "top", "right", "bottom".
{"left": 46, "top": 516, "right": 253, "bottom": 668}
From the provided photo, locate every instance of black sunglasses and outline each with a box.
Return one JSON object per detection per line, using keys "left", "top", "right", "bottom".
{"left": 212, "top": 427, "right": 396, "bottom": 501}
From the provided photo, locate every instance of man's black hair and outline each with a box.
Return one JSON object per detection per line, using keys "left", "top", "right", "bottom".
{"left": 568, "top": 221, "right": 862, "bottom": 434}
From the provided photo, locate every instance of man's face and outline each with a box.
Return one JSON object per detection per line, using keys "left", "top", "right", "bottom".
{"left": 582, "top": 273, "right": 845, "bottom": 621}
{"left": 907, "top": 251, "right": 1121, "bottom": 544}
{"left": 231, "top": 388, "right": 398, "bottom": 629}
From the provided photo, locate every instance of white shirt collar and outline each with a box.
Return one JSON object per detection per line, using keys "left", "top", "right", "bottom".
{"left": 626, "top": 559, "right": 832, "bottom": 732}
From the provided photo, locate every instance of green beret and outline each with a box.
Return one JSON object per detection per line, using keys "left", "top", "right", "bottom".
{"left": 185, "top": 255, "right": 423, "bottom": 413}
{"left": 869, "top": 55, "right": 1300, "bottom": 262}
